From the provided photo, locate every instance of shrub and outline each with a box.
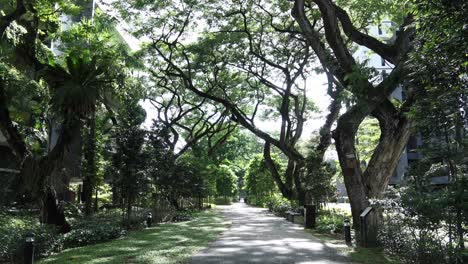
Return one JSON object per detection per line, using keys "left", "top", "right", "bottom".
{"left": 172, "top": 210, "right": 194, "bottom": 222}
{"left": 63, "top": 222, "right": 121, "bottom": 248}
{"left": 213, "top": 197, "right": 232, "bottom": 205}
{"left": 265, "top": 194, "right": 292, "bottom": 217}
{"left": 63, "top": 211, "right": 123, "bottom": 248}
{"left": 246, "top": 195, "right": 273, "bottom": 207}
{"left": 0, "top": 213, "right": 62, "bottom": 262}
{"left": 379, "top": 208, "right": 452, "bottom": 264}
{"left": 377, "top": 181, "right": 467, "bottom": 264}
{"left": 316, "top": 209, "right": 347, "bottom": 234}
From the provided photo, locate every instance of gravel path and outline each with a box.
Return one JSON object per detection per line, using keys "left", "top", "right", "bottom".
{"left": 189, "top": 202, "right": 350, "bottom": 264}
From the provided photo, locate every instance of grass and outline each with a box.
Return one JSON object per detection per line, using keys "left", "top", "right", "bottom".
{"left": 347, "top": 247, "right": 401, "bottom": 264}
{"left": 303, "top": 208, "right": 400, "bottom": 264}
{"left": 306, "top": 229, "right": 401, "bottom": 264}
{"left": 39, "top": 210, "right": 230, "bottom": 264}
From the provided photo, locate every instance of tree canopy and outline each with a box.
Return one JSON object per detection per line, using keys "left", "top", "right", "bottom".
{"left": 0, "top": 0, "right": 465, "bottom": 250}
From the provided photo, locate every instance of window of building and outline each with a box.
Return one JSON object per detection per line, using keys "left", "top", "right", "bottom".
{"left": 378, "top": 24, "right": 382, "bottom": 35}
{"left": 381, "top": 57, "right": 386, "bottom": 66}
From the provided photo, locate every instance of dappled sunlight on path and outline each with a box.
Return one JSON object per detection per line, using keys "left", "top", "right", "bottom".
{"left": 190, "top": 203, "right": 349, "bottom": 263}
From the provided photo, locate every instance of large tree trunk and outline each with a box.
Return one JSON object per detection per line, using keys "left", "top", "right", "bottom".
{"left": 112, "top": 185, "right": 121, "bottom": 207}
{"left": 333, "top": 108, "right": 369, "bottom": 241}
{"left": 83, "top": 113, "right": 97, "bottom": 215}
{"left": 126, "top": 198, "right": 133, "bottom": 228}
{"left": 293, "top": 162, "right": 306, "bottom": 206}
{"left": 41, "top": 188, "right": 68, "bottom": 230}
{"left": 169, "top": 195, "right": 180, "bottom": 210}
{"left": 82, "top": 177, "right": 93, "bottom": 215}
{"left": 21, "top": 118, "right": 82, "bottom": 231}
{"left": 333, "top": 99, "right": 410, "bottom": 246}
{"left": 364, "top": 101, "right": 411, "bottom": 198}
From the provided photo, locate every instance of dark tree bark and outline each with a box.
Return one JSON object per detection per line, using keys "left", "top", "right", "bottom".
{"left": 83, "top": 113, "right": 97, "bottom": 215}
{"left": 264, "top": 142, "right": 294, "bottom": 199}
{"left": 41, "top": 188, "right": 68, "bottom": 232}
{"left": 82, "top": 177, "right": 93, "bottom": 215}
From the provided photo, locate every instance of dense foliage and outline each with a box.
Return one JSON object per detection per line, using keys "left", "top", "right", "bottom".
{"left": 377, "top": 1, "right": 468, "bottom": 261}
{"left": 0, "top": 0, "right": 465, "bottom": 261}
{"left": 0, "top": 210, "right": 124, "bottom": 263}
{"left": 244, "top": 154, "right": 281, "bottom": 206}
{"left": 379, "top": 171, "right": 468, "bottom": 263}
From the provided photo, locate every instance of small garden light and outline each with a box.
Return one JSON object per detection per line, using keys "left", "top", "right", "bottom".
{"left": 24, "top": 232, "right": 35, "bottom": 264}
{"left": 147, "top": 212, "right": 153, "bottom": 227}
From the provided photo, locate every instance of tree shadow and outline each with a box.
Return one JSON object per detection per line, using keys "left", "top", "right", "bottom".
{"left": 39, "top": 211, "right": 229, "bottom": 264}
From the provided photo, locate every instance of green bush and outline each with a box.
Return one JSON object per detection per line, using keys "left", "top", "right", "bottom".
{"left": 126, "top": 212, "right": 147, "bottom": 230}
{"left": 63, "top": 210, "right": 124, "bottom": 248}
{"left": 265, "top": 194, "right": 292, "bottom": 216}
{"left": 316, "top": 209, "right": 347, "bottom": 234}
{"left": 377, "top": 181, "right": 467, "bottom": 264}
{"left": 0, "top": 210, "right": 125, "bottom": 262}
{"left": 213, "top": 197, "right": 232, "bottom": 205}
{"left": 0, "top": 213, "right": 62, "bottom": 262}
{"left": 246, "top": 195, "right": 270, "bottom": 207}
{"left": 63, "top": 220, "right": 121, "bottom": 248}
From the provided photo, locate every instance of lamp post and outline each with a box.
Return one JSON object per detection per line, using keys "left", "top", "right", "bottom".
{"left": 146, "top": 212, "right": 153, "bottom": 228}
{"left": 24, "top": 232, "right": 35, "bottom": 264}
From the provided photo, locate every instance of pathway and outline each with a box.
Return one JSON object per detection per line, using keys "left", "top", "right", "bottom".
{"left": 190, "top": 202, "right": 350, "bottom": 264}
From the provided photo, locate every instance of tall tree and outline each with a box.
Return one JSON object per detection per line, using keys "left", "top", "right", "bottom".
{"left": 109, "top": 100, "right": 148, "bottom": 227}
{"left": 123, "top": 0, "right": 340, "bottom": 206}
{"left": 214, "top": 164, "right": 238, "bottom": 202}
{"left": 244, "top": 154, "right": 281, "bottom": 205}
{"left": 0, "top": 2, "right": 132, "bottom": 227}
{"left": 291, "top": 0, "right": 414, "bottom": 244}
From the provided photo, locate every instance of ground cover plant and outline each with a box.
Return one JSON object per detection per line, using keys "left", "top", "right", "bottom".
{"left": 0, "top": 212, "right": 62, "bottom": 262}
{"left": 315, "top": 208, "right": 349, "bottom": 235}
{"left": 0, "top": 209, "right": 126, "bottom": 262}
{"left": 38, "top": 210, "right": 229, "bottom": 264}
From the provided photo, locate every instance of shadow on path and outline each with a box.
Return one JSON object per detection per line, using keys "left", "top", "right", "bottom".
{"left": 190, "top": 203, "right": 349, "bottom": 264}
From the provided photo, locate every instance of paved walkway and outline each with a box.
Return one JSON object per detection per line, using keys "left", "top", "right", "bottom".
{"left": 190, "top": 202, "right": 349, "bottom": 264}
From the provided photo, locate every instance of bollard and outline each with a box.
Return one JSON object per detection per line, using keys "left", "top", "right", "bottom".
{"left": 24, "top": 232, "right": 35, "bottom": 264}
{"left": 344, "top": 219, "right": 351, "bottom": 244}
{"left": 146, "top": 212, "right": 153, "bottom": 228}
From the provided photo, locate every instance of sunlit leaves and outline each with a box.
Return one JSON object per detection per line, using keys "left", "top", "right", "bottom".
{"left": 356, "top": 117, "right": 380, "bottom": 163}
{"left": 336, "top": 0, "right": 411, "bottom": 26}
{"left": 244, "top": 154, "right": 279, "bottom": 199}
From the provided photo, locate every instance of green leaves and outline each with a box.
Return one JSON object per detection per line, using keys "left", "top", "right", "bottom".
{"left": 336, "top": 0, "right": 411, "bottom": 26}
{"left": 244, "top": 154, "right": 280, "bottom": 203}
{"left": 214, "top": 164, "right": 238, "bottom": 198}
{"left": 356, "top": 117, "right": 380, "bottom": 163}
